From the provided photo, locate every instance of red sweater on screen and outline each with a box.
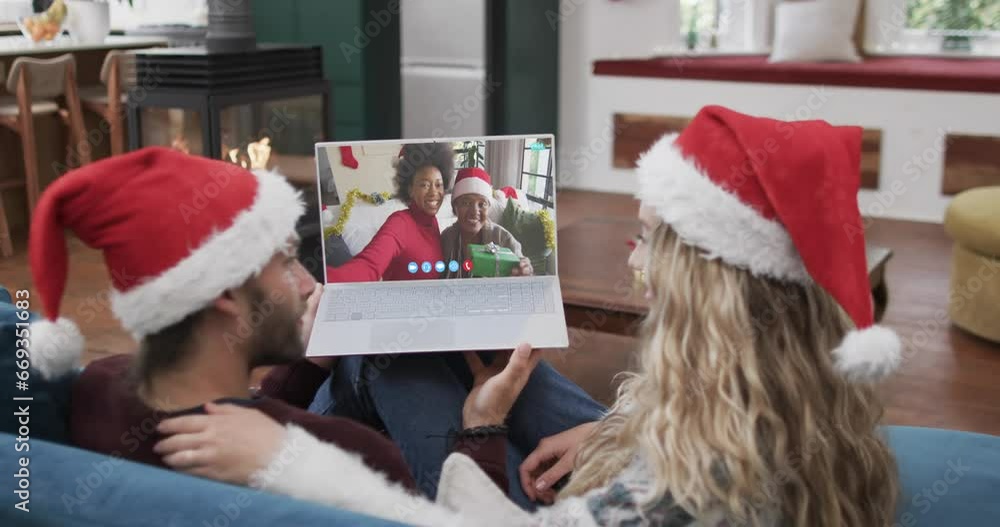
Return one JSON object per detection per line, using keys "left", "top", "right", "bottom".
{"left": 326, "top": 202, "right": 443, "bottom": 283}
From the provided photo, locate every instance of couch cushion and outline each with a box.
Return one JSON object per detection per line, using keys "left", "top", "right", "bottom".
{"left": 944, "top": 187, "right": 1000, "bottom": 256}
{"left": 769, "top": 0, "right": 862, "bottom": 64}
{"left": 0, "top": 288, "right": 76, "bottom": 445}
{"left": 886, "top": 425, "right": 1000, "bottom": 525}
{"left": 0, "top": 433, "right": 408, "bottom": 526}
{"left": 324, "top": 234, "right": 354, "bottom": 268}
{"left": 499, "top": 199, "right": 551, "bottom": 271}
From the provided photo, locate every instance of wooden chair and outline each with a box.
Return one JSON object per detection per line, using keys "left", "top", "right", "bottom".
{"left": 0, "top": 54, "right": 90, "bottom": 258}
{"left": 80, "top": 50, "right": 136, "bottom": 157}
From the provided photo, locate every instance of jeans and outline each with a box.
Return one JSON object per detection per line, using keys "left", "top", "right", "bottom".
{"left": 308, "top": 353, "right": 606, "bottom": 509}
{"left": 0, "top": 433, "right": 407, "bottom": 526}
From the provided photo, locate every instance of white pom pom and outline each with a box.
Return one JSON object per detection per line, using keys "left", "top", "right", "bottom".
{"left": 832, "top": 325, "right": 902, "bottom": 382}
{"left": 322, "top": 208, "right": 335, "bottom": 224}
{"left": 29, "top": 317, "right": 84, "bottom": 380}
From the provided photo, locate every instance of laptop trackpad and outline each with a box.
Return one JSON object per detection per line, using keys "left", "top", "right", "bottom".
{"left": 371, "top": 320, "right": 456, "bottom": 350}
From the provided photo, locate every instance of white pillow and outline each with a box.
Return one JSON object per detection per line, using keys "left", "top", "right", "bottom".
{"left": 769, "top": 0, "right": 861, "bottom": 63}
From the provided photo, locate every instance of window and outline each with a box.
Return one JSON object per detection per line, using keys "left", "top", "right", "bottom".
{"left": 680, "top": 0, "right": 720, "bottom": 50}
{"left": 907, "top": 0, "right": 999, "bottom": 34}
{"left": 520, "top": 137, "right": 553, "bottom": 208}
{"left": 869, "top": 0, "right": 1000, "bottom": 56}
{"left": 673, "top": 0, "right": 772, "bottom": 54}
{"left": 454, "top": 140, "right": 485, "bottom": 170}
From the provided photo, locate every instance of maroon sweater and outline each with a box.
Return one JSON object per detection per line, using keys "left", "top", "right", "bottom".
{"left": 70, "top": 354, "right": 507, "bottom": 493}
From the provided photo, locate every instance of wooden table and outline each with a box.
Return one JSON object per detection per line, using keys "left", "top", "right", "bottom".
{"left": 557, "top": 190, "right": 893, "bottom": 334}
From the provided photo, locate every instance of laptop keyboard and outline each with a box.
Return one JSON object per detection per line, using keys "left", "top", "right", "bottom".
{"left": 323, "top": 281, "right": 555, "bottom": 322}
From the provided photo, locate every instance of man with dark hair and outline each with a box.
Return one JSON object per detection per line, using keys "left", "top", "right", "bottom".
{"left": 28, "top": 147, "right": 517, "bottom": 492}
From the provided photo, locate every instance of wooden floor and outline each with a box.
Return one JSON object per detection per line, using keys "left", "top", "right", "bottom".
{"left": 2, "top": 210, "right": 999, "bottom": 436}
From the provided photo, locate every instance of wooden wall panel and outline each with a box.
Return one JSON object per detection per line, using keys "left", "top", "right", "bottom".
{"left": 942, "top": 133, "right": 1000, "bottom": 195}
{"left": 612, "top": 113, "right": 689, "bottom": 169}
{"left": 860, "top": 129, "right": 882, "bottom": 190}
{"left": 613, "top": 113, "right": 882, "bottom": 190}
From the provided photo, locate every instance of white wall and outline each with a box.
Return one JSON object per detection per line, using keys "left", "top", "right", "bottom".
{"left": 110, "top": 0, "right": 207, "bottom": 29}
{"left": 325, "top": 143, "right": 403, "bottom": 203}
{"left": 557, "top": 0, "right": 995, "bottom": 223}
{"left": 558, "top": 0, "right": 675, "bottom": 191}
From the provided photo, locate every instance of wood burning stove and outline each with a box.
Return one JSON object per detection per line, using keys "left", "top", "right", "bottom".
{"left": 126, "top": 43, "right": 331, "bottom": 281}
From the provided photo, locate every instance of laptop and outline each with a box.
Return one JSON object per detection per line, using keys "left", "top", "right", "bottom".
{"left": 305, "top": 134, "right": 569, "bottom": 357}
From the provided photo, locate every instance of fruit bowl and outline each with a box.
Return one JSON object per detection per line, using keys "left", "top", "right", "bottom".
{"left": 17, "top": 15, "right": 66, "bottom": 43}
{"left": 17, "top": 0, "right": 68, "bottom": 43}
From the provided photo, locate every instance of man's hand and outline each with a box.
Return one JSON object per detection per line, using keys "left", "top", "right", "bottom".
{"left": 462, "top": 343, "right": 542, "bottom": 428}
{"left": 520, "top": 421, "right": 598, "bottom": 503}
{"left": 300, "top": 283, "right": 322, "bottom": 348}
{"left": 154, "top": 403, "right": 287, "bottom": 486}
{"left": 299, "top": 284, "right": 337, "bottom": 370}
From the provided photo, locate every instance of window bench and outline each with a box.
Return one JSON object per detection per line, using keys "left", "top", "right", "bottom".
{"left": 593, "top": 56, "right": 1000, "bottom": 94}
{"left": 579, "top": 56, "right": 1000, "bottom": 223}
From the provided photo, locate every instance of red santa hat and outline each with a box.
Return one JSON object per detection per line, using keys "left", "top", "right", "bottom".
{"left": 28, "top": 147, "right": 304, "bottom": 379}
{"left": 452, "top": 167, "right": 494, "bottom": 202}
{"left": 635, "top": 105, "right": 900, "bottom": 382}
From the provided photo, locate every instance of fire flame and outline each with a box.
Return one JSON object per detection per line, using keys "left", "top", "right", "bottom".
{"left": 225, "top": 137, "right": 272, "bottom": 170}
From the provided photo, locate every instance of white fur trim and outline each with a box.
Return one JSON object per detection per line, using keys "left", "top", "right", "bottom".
{"left": 111, "top": 169, "right": 304, "bottom": 339}
{"left": 635, "top": 134, "right": 810, "bottom": 283}
{"left": 28, "top": 317, "right": 83, "bottom": 380}
{"left": 452, "top": 176, "right": 494, "bottom": 202}
{"left": 832, "top": 325, "right": 901, "bottom": 382}
{"left": 253, "top": 425, "right": 463, "bottom": 527}
{"left": 438, "top": 453, "right": 535, "bottom": 526}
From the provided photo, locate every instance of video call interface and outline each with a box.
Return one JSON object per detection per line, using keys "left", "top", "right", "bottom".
{"left": 317, "top": 136, "right": 557, "bottom": 282}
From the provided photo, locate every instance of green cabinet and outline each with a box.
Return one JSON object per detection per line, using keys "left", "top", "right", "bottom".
{"left": 488, "top": 0, "right": 559, "bottom": 136}
{"left": 254, "top": 0, "right": 559, "bottom": 141}
{"left": 253, "top": 0, "right": 400, "bottom": 140}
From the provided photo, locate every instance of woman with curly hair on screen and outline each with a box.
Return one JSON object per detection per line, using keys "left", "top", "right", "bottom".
{"left": 327, "top": 142, "right": 455, "bottom": 282}
{"left": 158, "top": 106, "right": 901, "bottom": 526}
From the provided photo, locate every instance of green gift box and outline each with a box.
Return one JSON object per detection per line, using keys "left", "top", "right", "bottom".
{"left": 469, "top": 243, "right": 519, "bottom": 277}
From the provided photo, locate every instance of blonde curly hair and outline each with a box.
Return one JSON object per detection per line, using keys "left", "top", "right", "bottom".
{"left": 560, "top": 224, "right": 899, "bottom": 526}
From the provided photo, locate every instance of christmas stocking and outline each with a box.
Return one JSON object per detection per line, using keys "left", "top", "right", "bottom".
{"left": 339, "top": 146, "right": 359, "bottom": 169}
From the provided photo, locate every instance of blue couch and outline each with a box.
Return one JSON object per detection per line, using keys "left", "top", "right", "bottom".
{"left": 1, "top": 287, "right": 998, "bottom": 525}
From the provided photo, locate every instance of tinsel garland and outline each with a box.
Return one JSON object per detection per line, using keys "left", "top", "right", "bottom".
{"left": 537, "top": 209, "right": 556, "bottom": 249}
{"left": 323, "top": 188, "right": 394, "bottom": 238}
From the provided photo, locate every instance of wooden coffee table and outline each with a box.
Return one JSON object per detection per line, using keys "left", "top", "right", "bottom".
{"left": 557, "top": 191, "right": 893, "bottom": 334}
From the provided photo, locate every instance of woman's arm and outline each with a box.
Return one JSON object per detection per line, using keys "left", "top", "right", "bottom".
{"left": 326, "top": 213, "right": 407, "bottom": 283}
{"left": 260, "top": 423, "right": 467, "bottom": 526}
{"left": 155, "top": 345, "right": 553, "bottom": 525}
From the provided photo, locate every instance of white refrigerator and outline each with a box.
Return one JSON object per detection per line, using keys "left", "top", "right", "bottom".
{"left": 400, "top": 0, "right": 488, "bottom": 139}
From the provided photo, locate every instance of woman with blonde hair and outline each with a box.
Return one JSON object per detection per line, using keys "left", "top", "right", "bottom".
{"left": 154, "top": 106, "right": 902, "bottom": 526}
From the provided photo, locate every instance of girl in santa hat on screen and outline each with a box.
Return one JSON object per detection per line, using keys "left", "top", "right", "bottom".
{"left": 155, "top": 106, "right": 902, "bottom": 526}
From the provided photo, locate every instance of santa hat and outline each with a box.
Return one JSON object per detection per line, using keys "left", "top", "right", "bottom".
{"left": 635, "top": 105, "right": 900, "bottom": 382}
{"left": 452, "top": 167, "right": 494, "bottom": 202}
{"left": 28, "top": 147, "right": 304, "bottom": 380}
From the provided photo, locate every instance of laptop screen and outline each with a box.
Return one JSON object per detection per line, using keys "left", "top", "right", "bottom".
{"left": 315, "top": 135, "right": 557, "bottom": 284}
